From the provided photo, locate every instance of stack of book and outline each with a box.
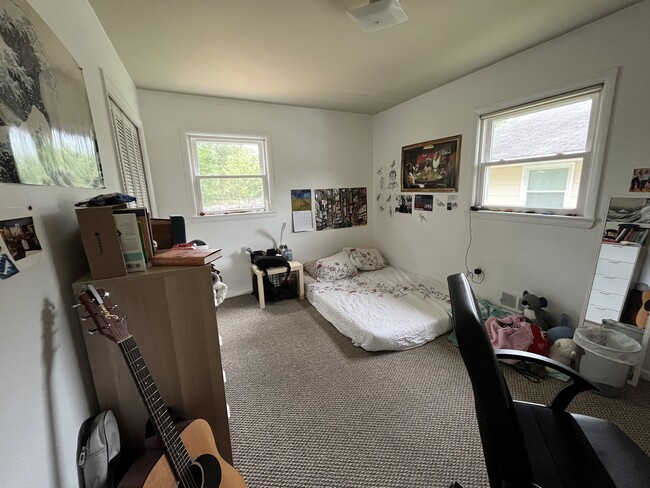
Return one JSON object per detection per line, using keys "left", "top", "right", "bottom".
{"left": 150, "top": 247, "right": 222, "bottom": 266}
{"left": 610, "top": 224, "right": 649, "bottom": 246}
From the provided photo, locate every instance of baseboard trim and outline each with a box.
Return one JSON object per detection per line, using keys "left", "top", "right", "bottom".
{"left": 226, "top": 287, "right": 253, "bottom": 298}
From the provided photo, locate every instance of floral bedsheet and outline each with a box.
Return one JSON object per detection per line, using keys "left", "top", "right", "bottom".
{"left": 305, "top": 266, "right": 451, "bottom": 351}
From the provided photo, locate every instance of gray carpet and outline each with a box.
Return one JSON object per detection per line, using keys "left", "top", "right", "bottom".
{"left": 217, "top": 295, "right": 650, "bottom": 488}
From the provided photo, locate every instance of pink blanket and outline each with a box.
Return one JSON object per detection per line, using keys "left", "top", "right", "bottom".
{"left": 485, "top": 314, "right": 533, "bottom": 364}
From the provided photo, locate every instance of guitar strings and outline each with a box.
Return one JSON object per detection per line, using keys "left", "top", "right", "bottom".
{"left": 120, "top": 335, "right": 199, "bottom": 488}
{"left": 85, "top": 288, "right": 199, "bottom": 488}
{"left": 123, "top": 338, "right": 196, "bottom": 488}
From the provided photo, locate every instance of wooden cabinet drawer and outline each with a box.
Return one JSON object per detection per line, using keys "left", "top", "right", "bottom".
{"left": 599, "top": 243, "right": 640, "bottom": 263}
{"left": 592, "top": 273, "right": 631, "bottom": 295}
{"left": 595, "top": 259, "right": 635, "bottom": 279}
{"left": 586, "top": 303, "right": 620, "bottom": 323}
{"left": 588, "top": 289, "right": 625, "bottom": 311}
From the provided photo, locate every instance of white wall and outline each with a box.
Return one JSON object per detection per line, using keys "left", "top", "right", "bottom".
{"left": 138, "top": 91, "right": 373, "bottom": 295}
{"left": 139, "top": 3, "right": 650, "bottom": 371}
{"left": 373, "top": 1, "right": 650, "bottom": 331}
{"left": 0, "top": 0, "right": 139, "bottom": 485}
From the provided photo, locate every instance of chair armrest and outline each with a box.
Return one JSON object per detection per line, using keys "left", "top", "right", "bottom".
{"left": 495, "top": 349, "right": 598, "bottom": 411}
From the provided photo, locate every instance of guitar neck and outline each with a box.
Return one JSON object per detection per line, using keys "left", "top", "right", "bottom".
{"left": 118, "top": 336, "right": 192, "bottom": 478}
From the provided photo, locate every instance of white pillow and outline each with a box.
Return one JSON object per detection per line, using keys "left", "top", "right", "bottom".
{"left": 343, "top": 247, "right": 386, "bottom": 271}
{"left": 304, "top": 251, "right": 358, "bottom": 282}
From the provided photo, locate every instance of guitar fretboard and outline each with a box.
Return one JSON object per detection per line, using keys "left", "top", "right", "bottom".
{"left": 119, "top": 337, "right": 193, "bottom": 478}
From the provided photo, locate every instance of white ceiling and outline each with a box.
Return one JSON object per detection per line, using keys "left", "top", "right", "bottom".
{"left": 88, "top": 0, "right": 642, "bottom": 115}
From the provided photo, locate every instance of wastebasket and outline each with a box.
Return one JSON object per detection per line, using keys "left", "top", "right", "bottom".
{"left": 573, "top": 325, "right": 642, "bottom": 397}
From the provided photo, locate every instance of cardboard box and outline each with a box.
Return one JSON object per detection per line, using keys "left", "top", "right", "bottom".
{"left": 76, "top": 205, "right": 127, "bottom": 279}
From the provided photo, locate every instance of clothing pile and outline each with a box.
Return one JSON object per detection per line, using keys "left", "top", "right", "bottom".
{"left": 485, "top": 314, "right": 549, "bottom": 364}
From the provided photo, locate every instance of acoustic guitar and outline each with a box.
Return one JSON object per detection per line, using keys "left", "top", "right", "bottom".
{"left": 635, "top": 290, "right": 650, "bottom": 329}
{"left": 77, "top": 284, "right": 247, "bottom": 488}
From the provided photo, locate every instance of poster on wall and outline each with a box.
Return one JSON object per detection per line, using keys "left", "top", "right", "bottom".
{"left": 0, "top": 208, "right": 45, "bottom": 279}
{"left": 0, "top": 0, "right": 104, "bottom": 188}
{"left": 291, "top": 189, "right": 313, "bottom": 232}
{"left": 315, "top": 187, "right": 367, "bottom": 231}
{"left": 414, "top": 194, "right": 433, "bottom": 212}
{"left": 401, "top": 135, "right": 461, "bottom": 193}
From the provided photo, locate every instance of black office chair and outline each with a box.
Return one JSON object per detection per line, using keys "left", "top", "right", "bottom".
{"left": 446, "top": 272, "right": 650, "bottom": 488}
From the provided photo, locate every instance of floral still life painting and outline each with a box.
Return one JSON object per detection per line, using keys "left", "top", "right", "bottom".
{"left": 0, "top": 0, "right": 104, "bottom": 187}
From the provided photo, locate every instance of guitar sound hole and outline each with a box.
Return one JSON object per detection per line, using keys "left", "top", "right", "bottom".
{"left": 182, "top": 454, "right": 221, "bottom": 488}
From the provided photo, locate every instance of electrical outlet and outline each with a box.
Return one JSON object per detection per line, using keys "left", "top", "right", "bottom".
{"left": 500, "top": 291, "right": 518, "bottom": 309}
{"left": 515, "top": 296, "right": 524, "bottom": 311}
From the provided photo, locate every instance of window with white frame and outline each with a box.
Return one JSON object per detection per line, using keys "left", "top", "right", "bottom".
{"left": 475, "top": 83, "right": 611, "bottom": 218}
{"left": 187, "top": 134, "right": 271, "bottom": 215}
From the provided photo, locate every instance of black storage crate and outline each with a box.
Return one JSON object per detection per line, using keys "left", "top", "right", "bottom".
{"left": 252, "top": 269, "right": 298, "bottom": 303}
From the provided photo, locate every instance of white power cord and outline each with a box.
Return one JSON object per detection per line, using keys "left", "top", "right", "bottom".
{"left": 464, "top": 208, "right": 485, "bottom": 284}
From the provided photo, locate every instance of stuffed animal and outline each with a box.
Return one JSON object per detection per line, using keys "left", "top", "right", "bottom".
{"left": 547, "top": 338, "right": 578, "bottom": 368}
{"left": 522, "top": 290, "right": 554, "bottom": 331}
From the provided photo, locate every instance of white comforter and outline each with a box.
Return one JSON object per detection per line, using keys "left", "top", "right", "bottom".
{"left": 305, "top": 266, "right": 451, "bottom": 351}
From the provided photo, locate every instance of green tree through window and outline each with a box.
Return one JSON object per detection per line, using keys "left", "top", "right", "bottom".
{"left": 189, "top": 135, "right": 270, "bottom": 214}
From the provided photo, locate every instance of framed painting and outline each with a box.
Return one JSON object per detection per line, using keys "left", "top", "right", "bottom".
{"left": 0, "top": 0, "right": 104, "bottom": 188}
{"left": 401, "top": 135, "right": 461, "bottom": 192}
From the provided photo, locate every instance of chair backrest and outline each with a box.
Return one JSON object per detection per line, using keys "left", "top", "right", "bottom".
{"left": 447, "top": 273, "right": 533, "bottom": 487}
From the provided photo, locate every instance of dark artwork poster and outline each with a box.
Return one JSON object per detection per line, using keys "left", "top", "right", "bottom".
{"left": 414, "top": 194, "right": 433, "bottom": 212}
{"left": 395, "top": 194, "right": 413, "bottom": 214}
{"left": 0, "top": 0, "right": 104, "bottom": 188}
{"left": 315, "top": 187, "right": 367, "bottom": 231}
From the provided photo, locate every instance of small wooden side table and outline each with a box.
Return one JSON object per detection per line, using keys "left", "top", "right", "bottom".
{"left": 250, "top": 260, "right": 304, "bottom": 309}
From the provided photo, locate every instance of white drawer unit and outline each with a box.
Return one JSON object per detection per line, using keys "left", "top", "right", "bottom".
{"left": 585, "top": 303, "right": 621, "bottom": 323}
{"left": 587, "top": 289, "right": 626, "bottom": 311}
{"left": 594, "top": 259, "right": 635, "bottom": 279}
{"left": 585, "top": 243, "right": 645, "bottom": 324}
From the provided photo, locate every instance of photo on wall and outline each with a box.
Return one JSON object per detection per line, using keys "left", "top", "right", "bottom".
{"left": 395, "top": 194, "right": 413, "bottom": 214}
{"left": 0, "top": 209, "right": 45, "bottom": 278}
{"left": 629, "top": 168, "right": 650, "bottom": 192}
{"left": 0, "top": 0, "right": 103, "bottom": 188}
{"left": 414, "top": 194, "right": 433, "bottom": 212}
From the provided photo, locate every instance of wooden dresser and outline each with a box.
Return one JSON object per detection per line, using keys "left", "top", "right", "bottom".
{"left": 73, "top": 265, "right": 232, "bottom": 466}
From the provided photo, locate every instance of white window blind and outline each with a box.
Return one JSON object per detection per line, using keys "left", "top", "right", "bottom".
{"left": 108, "top": 98, "right": 151, "bottom": 212}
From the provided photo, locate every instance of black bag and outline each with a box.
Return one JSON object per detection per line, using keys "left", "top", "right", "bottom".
{"left": 253, "top": 255, "right": 289, "bottom": 270}
{"left": 252, "top": 255, "right": 296, "bottom": 302}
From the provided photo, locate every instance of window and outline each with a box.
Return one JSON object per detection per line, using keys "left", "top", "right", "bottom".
{"left": 522, "top": 162, "right": 575, "bottom": 208}
{"left": 187, "top": 134, "right": 271, "bottom": 215}
{"left": 108, "top": 98, "right": 152, "bottom": 212}
{"left": 475, "top": 78, "right": 614, "bottom": 220}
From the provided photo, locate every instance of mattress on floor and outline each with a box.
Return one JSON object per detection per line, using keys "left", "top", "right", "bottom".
{"left": 305, "top": 266, "right": 451, "bottom": 351}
